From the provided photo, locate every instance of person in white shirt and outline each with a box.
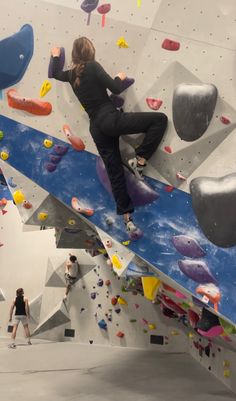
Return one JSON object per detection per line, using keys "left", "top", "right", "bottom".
{"left": 64, "top": 254, "right": 79, "bottom": 300}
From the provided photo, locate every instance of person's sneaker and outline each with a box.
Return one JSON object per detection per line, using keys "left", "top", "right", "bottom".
{"left": 126, "top": 219, "right": 138, "bottom": 233}
{"left": 8, "top": 343, "right": 16, "bottom": 349}
{"left": 63, "top": 295, "right": 67, "bottom": 301}
{"left": 128, "top": 157, "right": 145, "bottom": 181}
{"left": 27, "top": 340, "right": 32, "bottom": 345}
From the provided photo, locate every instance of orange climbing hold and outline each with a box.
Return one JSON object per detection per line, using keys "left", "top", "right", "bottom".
{"left": 71, "top": 197, "right": 94, "bottom": 216}
{"left": 162, "top": 38, "right": 180, "bottom": 51}
{"left": 63, "top": 125, "right": 85, "bottom": 151}
{"left": 116, "top": 331, "right": 125, "bottom": 338}
{"left": 7, "top": 89, "right": 52, "bottom": 116}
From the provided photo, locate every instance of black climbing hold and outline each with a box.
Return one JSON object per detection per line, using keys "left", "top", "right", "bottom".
{"left": 196, "top": 308, "right": 220, "bottom": 332}
{"left": 173, "top": 83, "right": 217, "bottom": 141}
{"left": 190, "top": 173, "right": 236, "bottom": 247}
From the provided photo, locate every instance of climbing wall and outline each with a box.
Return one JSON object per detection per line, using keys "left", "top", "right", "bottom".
{"left": 0, "top": 0, "right": 236, "bottom": 393}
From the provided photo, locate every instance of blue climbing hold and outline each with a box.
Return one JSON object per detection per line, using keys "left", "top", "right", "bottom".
{"left": 98, "top": 319, "right": 107, "bottom": 330}
{"left": 0, "top": 25, "right": 34, "bottom": 90}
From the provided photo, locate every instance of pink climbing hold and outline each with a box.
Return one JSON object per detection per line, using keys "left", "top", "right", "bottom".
{"left": 197, "top": 326, "right": 224, "bottom": 338}
{"left": 176, "top": 172, "right": 187, "bottom": 181}
{"left": 71, "top": 197, "right": 94, "bottom": 217}
{"left": 105, "top": 280, "right": 111, "bottom": 286}
{"left": 162, "top": 38, "right": 180, "bottom": 51}
{"left": 97, "top": 3, "right": 111, "bottom": 27}
{"left": 63, "top": 125, "right": 85, "bottom": 151}
{"left": 134, "top": 303, "right": 140, "bottom": 309}
{"left": 146, "top": 97, "right": 163, "bottom": 111}
{"left": 220, "top": 116, "right": 231, "bottom": 125}
{"left": 164, "top": 146, "right": 172, "bottom": 153}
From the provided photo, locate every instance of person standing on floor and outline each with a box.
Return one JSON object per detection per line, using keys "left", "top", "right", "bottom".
{"left": 64, "top": 254, "right": 79, "bottom": 300}
{"left": 8, "top": 288, "right": 31, "bottom": 348}
{"left": 51, "top": 37, "right": 168, "bottom": 234}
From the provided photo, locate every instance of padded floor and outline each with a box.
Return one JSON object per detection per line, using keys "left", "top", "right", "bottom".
{"left": 0, "top": 338, "right": 234, "bottom": 401}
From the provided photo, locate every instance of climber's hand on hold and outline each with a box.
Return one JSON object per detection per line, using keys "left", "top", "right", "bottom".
{"left": 116, "top": 72, "right": 126, "bottom": 81}
{"left": 51, "top": 47, "right": 61, "bottom": 57}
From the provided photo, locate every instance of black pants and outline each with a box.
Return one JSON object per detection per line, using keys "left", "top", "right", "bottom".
{"left": 90, "top": 105, "right": 168, "bottom": 215}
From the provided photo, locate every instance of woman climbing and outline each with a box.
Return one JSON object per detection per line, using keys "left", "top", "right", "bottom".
{"left": 51, "top": 37, "right": 168, "bottom": 235}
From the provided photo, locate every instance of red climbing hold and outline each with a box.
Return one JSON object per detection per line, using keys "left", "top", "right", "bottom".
{"left": 7, "top": 89, "right": 52, "bottom": 115}
{"left": 162, "top": 38, "right": 180, "bottom": 51}
{"left": 165, "top": 185, "right": 174, "bottom": 192}
{"left": 220, "top": 116, "right": 231, "bottom": 125}
{"left": 164, "top": 146, "right": 172, "bottom": 153}
{"left": 146, "top": 97, "right": 163, "bottom": 111}
{"left": 116, "top": 331, "right": 125, "bottom": 338}
{"left": 111, "top": 296, "right": 118, "bottom": 305}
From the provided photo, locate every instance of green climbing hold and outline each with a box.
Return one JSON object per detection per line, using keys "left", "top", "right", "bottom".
{"left": 130, "top": 319, "right": 137, "bottom": 323}
{"left": 0, "top": 130, "right": 4, "bottom": 141}
{"left": 143, "top": 329, "right": 148, "bottom": 333}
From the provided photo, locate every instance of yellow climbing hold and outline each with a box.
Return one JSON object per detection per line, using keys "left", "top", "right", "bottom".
{"left": 171, "top": 330, "right": 180, "bottom": 336}
{"left": 40, "top": 80, "right": 52, "bottom": 97}
{"left": 111, "top": 254, "right": 122, "bottom": 269}
{"left": 68, "top": 219, "right": 76, "bottom": 225}
{"left": 148, "top": 324, "right": 156, "bottom": 330}
{"left": 43, "top": 139, "right": 53, "bottom": 148}
{"left": 38, "top": 212, "right": 48, "bottom": 221}
{"left": 141, "top": 277, "right": 161, "bottom": 301}
{"left": 13, "top": 190, "right": 25, "bottom": 204}
{"left": 98, "top": 248, "right": 107, "bottom": 255}
{"left": 116, "top": 37, "right": 129, "bottom": 48}
{"left": 0, "top": 151, "right": 9, "bottom": 161}
{"left": 188, "top": 333, "right": 194, "bottom": 339}
{"left": 121, "top": 240, "right": 131, "bottom": 246}
{"left": 223, "top": 360, "right": 230, "bottom": 368}
{"left": 118, "top": 297, "right": 127, "bottom": 306}
{"left": 223, "top": 370, "right": 231, "bottom": 378}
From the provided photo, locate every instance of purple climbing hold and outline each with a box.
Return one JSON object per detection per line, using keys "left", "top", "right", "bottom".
{"left": 96, "top": 157, "right": 159, "bottom": 206}
{"left": 110, "top": 94, "right": 124, "bottom": 108}
{"left": 45, "top": 162, "right": 57, "bottom": 172}
{"left": 114, "top": 308, "right": 121, "bottom": 314}
{"left": 81, "top": 0, "right": 99, "bottom": 25}
{"left": 121, "top": 77, "right": 135, "bottom": 92}
{"left": 48, "top": 47, "right": 65, "bottom": 78}
{"left": 128, "top": 228, "right": 143, "bottom": 241}
{"left": 91, "top": 292, "right": 97, "bottom": 300}
{"left": 178, "top": 259, "right": 217, "bottom": 284}
{"left": 49, "top": 154, "right": 62, "bottom": 164}
{"left": 53, "top": 144, "right": 69, "bottom": 156}
{"left": 172, "top": 235, "right": 206, "bottom": 258}
{"left": 97, "top": 278, "right": 104, "bottom": 287}
{"left": 98, "top": 319, "right": 107, "bottom": 330}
